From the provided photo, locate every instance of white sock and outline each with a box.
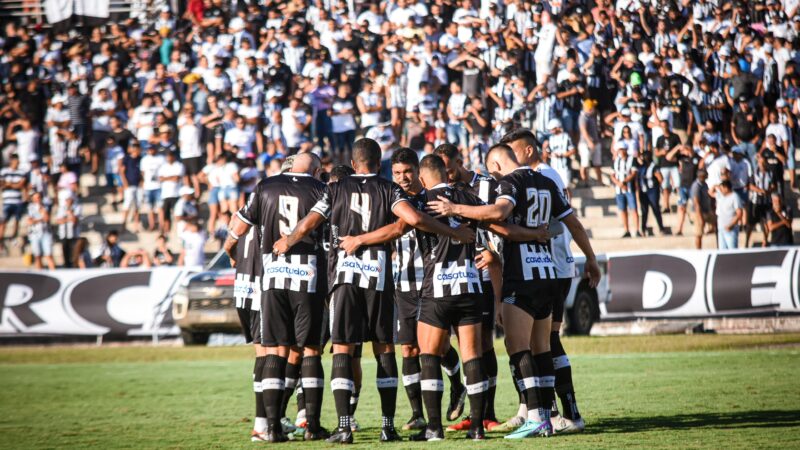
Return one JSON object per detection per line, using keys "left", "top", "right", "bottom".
{"left": 527, "top": 409, "right": 544, "bottom": 422}
{"left": 254, "top": 417, "right": 267, "bottom": 433}
{"left": 516, "top": 403, "right": 527, "bottom": 418}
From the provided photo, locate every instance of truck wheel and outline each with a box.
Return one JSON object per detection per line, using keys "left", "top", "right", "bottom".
{"left": 181, "top": 330, "right": 210, "bottom": 346}
{"left": 567, "top": 289, "right": 596, "bottom": 335}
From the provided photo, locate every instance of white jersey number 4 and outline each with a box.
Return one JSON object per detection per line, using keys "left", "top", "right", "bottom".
{"left": 526, "top": 188, "right": 552, "bottom": 227}
{"left": 350, "top": 193, "right": 372, "bottom": 232}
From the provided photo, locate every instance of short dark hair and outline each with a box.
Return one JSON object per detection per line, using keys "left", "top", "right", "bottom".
{"left": 390, "top": 147, "right": 419, "bottom": 167}
{"left": 500, "top": 128, "right": 539, "bottom": 149}
{"left": 329, "top": 164, "right": 355, "bottom": 182}
{"left": 486, "top": 143, "right": 517, "bottom": 163}
{"left": 352, "top": 138, "right": 382, "bottom": 170}
{"left": 720, "top": 180, "right": 732, "bottom": 190}
{"left": 433, "top": 143, "right": 461, "bottom": 161}
{"left": 419, "top": 154, "right": 447, "bottom": 178}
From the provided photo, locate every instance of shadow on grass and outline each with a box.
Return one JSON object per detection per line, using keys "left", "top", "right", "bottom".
{"left": 581, "top": 410, "right": 800, "bottom": 435}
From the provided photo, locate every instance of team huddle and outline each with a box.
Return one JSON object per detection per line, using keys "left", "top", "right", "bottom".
{"left": 224, "top": 130, "right": 601, "bottom": 443}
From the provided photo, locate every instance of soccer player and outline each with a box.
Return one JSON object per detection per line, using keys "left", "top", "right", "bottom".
{"left": 232, "top": 226, "right": 267, "bottom": 442}
{"left": 428, "top": 142, "right": 600, "bottom": 439}
{"left": 433, "top": 143, "right": 502, "bottom": 431}
{"left": 226, "top": 153, "right": 328, "bottom": 442}
{"left": 502, "top": 129, "right": 585, "bottom": 433}
{"left": 273, "top": 138, "right": 474, "bottom": 443}
{"left": 388, "top": 148, "right": 428, "bottom": 431}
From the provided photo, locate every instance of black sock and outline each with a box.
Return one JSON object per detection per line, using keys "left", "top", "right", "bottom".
{"left": 254, "top": 356, "right": 267, "bottom": 426}
{"left": 441, "top": 346, "right": 463, "bottom": 389}
{"left": 262, "top": 354, "right": 287, "bottom": 429}
{"left": 509, "top": 351, "right": 540, "bottom": 414}
{"left": 510, "top": 360, "right": 525, "bottom": 405}
{"left": 482, "top": 349, "right": 498, "bottom": 421}
{"left": 419, "top": 354, "right": 443, "bottom": 427}
{"left": 301, "top": 355, "right": 324, "bottom": 432}
{"left": 331, "top": 353, "right": 354, "bottom": 430}
{"left": 551, "top": 331, "right": 580, "bottom": 420}
{"left": 281, "top": 361, "right": 301, "bottom": 419}
{"left": 533, "top": 352, "right": 555, "bottom": 422}
{"left": 463, "top": 358, "right": 486, "bottom": 432}
{"left": 376, "top": 353, "right": 399, "bottom": 429}
{"left": 402, "top": 356, "right": 424, "bottom": 419}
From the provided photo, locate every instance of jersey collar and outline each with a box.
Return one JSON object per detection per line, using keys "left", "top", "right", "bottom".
{"left": 431, "top": 182, "right": 449, "bottom": 190}
{"left": 352, "top": 173, "right": 377, "bottom": 177}
{"left": 283, "top": 172, "right": 311, "bottom": 177}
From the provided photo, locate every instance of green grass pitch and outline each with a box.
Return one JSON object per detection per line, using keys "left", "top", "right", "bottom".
{"left": 2, "top": 334, "right": 800, "bottom": 449}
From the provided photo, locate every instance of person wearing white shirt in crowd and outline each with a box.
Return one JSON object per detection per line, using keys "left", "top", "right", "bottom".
{"left": 130, "top": 95, "right": 160, "bottom": 149}
{"left": 158, "top": 151, "right": 185, "bottom": 234}
{"left": 179, "top": 220, "right": 207, "bottom": 267}
{"left": 104, "top": 136, "right": 125, "bottom": 207}
{"left": 4, "top": 118, "right": 38, "bottom": 172}
{"left": 356, "top": 80, "right": 383, "bottom": 133}
{"left": 543, "top": 118, "right": 577, "bottom": 194}
{"left": 90, "top": 88, "right": 116, "bottom": 174}
{"left": 200, "top": 154, "right": 239, "bottom": 234}
{"left": 177, "top": 104, "right": 204, "bottom": 195}
{"left": 174, "top": 186, "right": 199, "bottom": 235}
{"left": 224, "top": 115, "right": 256, "bottom": 157}
{"left": 281, "top": 99, "right": 311, "bottom": 152}
{"left": 140, "top": 145, "right": 166, "bottom": 231}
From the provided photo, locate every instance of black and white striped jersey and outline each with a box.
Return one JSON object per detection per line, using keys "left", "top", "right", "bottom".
{"left": 237, "top": 172, "right": 326, "bottom": 293}
{"left": 415, "top": 183, "right": 484, "bottom": 299}
{"left": 310, "top": 173, "right": 409, "bottom": 292}
{"left": 495, "top": 167, "right": 573, "bottom": 282}
{"left": 460, "top": 171, "right": 502, "bottom": 282}
{"left": 393, "top": 191, "right": 426, "bottom": 293}
{"left": 234, "top": 226, "right": 262, "bottom": 311}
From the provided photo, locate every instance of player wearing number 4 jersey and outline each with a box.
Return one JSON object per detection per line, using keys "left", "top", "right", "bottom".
{"left": 226, "top": 153, "right": 328, "bottom": 442}
{"left": 273, "top": 138, "right": 475, "bottom": 444}
{"left": 428, "top": 138, "right": 600, "bottom": 440}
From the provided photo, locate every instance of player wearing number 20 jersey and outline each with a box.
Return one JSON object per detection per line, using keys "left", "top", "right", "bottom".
{"left": 495, "top": 167, "right": 573, "bottom": 319}
{"left": 237, "top": 172, "right": 326, "bottom": 347}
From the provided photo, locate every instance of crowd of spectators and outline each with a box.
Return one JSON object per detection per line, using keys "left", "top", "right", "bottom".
{"left": 0, "top": 0, "right": 798, "bottom": 269}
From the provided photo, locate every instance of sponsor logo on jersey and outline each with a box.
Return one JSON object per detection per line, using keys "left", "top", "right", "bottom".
{"left": 524, "top": 255, "right": 554, "bottom": 264}
{"left": 263, "top": 259, "right": 316, "bottom": 280}
{"left": 341, "top": 260, "right": 382, "bottom": 273}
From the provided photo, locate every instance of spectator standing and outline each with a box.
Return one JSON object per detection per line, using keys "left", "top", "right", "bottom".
{"left": 4, "top": 118, "right": 39, "bottom": 172}
{"left": 746, "top": 154, "right": 775, "bottom": 247}
{"left": 767, "top": 193, "right": 794, "bottom": 246}
{"left": 612, "top": 144, "right": 640, "bottom": 238}
{"left": 55, "top": 192, "right": 81, "bottom": 268}
{"left": 158, "top": 151, "right": 185, "bottom": 234}
{"left": 179, "top": 220, "right": 207, "bottom": 267}
{"left": 27, "top": 191, "right": 55, "bottom": 270}
{"left": 716, "top": 180, "right": 744, "bottom": 249}
{"left": 177, "top": 105, "right": 204, "bottom": 196}
{"left": 0, "top": 154, "right": 28, "bottom": 251}
{"left": 675, "top": 145, "right": 700, "bottom": 236}
{"left": 330, "top": 84, "right": 358, "bottom": 159}
{"left": 690, "top": 169, "right": 715, "bottom": 249}
{"left": 120, "top": 143, "right": 144, "bottom": 232}
{"left": 104, "top": 136, "right": 125, "bottom": 208}
{"left": 637, "top": 151, "right": 668, "bottom": 236}
{"left": 140, "top": 145, "right": 166, "bottom": 232}
{"left": 577, "top": 99, "right": 603, "bottom": 186}
{"left": 174, "top": 186, "right": 199, "bottom": 234}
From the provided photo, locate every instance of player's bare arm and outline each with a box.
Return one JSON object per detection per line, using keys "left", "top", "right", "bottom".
{"left": 339, "top": 220, "right": 410, "bottom": 256}
{"left": 394, "top": 200, "right": 475, "bottom": 243}
{"left": 272, "top": 211, "right": 326, "bottom": 255}
{"left": 427, "top": 196, "right": 514, "bottom": 222}
{"left": 485, "top": 222, "right": 550, "bottom": 243}
{"left": 562, "top": 213, "right": 601, "bottom": 288}
{"left": 224, "top": 214, "right": 252, "bottom": 267}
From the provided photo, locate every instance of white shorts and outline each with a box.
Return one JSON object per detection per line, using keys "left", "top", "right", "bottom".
{"left": 123, "top": 186, "right": 143, "bottom": 210}
{"left": 556, "top": 165, "right": 572, "bottom": 187}
{"left": 578, "top": 142, "right": 602, "bottom": 168}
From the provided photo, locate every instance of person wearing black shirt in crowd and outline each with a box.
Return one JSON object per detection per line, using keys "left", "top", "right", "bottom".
{"left": 767, "top": 193, "right": 793, "bottom": 246}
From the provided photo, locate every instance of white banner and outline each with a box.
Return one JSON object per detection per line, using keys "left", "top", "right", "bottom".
{"left": 603, "top": 247, "right": 800, "bottom": 319}
{"left": 0, "top": 267, "right": 193, "bottom": 338}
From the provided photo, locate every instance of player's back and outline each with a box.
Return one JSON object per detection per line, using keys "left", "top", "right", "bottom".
{"left": 416, "top": 184, "right": 483, "bottom": 299}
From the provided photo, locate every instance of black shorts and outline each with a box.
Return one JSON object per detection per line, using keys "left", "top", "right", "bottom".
{"left": 183, "top": 157, "right": 203, "bottom": 176}
{"left": 237, "top": 308, "right": 261, "bottom": 344}
{"left": 162, "top": 196, "right": 178, "bottom": 219}
{"left": 260, "top": 289, "right": 324, "bottom": 347}
{"left": 502, "top": 280, "right": 560, "bottom": 320}
{"left": 749, "top": 203, "right": 768, "bottom": 224}
{"left": 395, "top": 290, "right": 421, "bottom": 345}
{"left": 479, "top": 281, "right": 495, "bottom": 330}
{"left": 329, "top": 283, "right": 395, "bottom": 344}
{"left": 419, "top": 294, "right": 483, "bottom": 330}
{"left": 552, "top": 278, "right": 572, "bottom": 323}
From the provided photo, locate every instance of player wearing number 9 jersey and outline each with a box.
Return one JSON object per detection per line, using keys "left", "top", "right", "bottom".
{"left": 272, "top": 138, "right": 476, "bottom": 444}
{"left": 227, "top": 153, "right": 329, "bottom": 442}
